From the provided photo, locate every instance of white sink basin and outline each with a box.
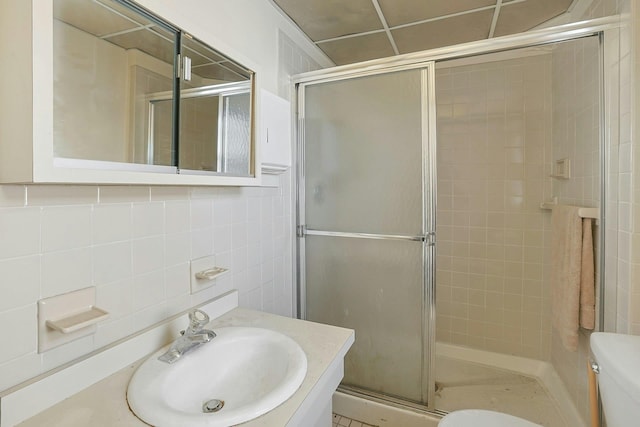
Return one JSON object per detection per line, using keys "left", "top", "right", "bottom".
{"left": 127, "top": 326, "right": 307, "bottom": 427}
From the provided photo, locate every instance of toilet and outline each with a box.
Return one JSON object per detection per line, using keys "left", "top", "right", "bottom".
{"left": 589, "top": 332, "right": 640, "bottom": 426}
{"left": 439, "top": 332, "right": 640, "bottom": 427}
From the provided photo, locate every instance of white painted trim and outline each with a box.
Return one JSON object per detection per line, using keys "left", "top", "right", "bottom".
{"left": 0, "top": 291, "right": 239, "bottom": 427}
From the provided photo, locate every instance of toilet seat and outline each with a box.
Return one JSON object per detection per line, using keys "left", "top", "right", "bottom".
{"left": 439, "top": 409, "right": 542, "bottom": 427}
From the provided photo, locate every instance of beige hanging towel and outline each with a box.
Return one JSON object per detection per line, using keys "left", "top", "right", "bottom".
{"left": 580, "top": 218, "right": 595, "bottom": 330}
{"left": 551, "top": 205, "right": 596, "bottom": 351}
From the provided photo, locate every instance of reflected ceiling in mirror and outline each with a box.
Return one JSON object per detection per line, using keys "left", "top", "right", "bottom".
{"left": 52, "top": 0, "right": 254, "bottom": 177}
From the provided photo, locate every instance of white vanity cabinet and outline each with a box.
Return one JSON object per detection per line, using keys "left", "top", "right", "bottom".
{"left": 0, "top": 0, "right": 260, "bottom": 186}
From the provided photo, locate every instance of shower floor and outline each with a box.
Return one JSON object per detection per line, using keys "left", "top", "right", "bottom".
{"left": 435, "top": 356, "right": 568, "bottom": 427}
{"left": 332, "top": 345, "right": 578, "bottom": 427}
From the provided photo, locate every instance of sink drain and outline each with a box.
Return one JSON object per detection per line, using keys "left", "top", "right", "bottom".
{"left": 202, "top": 399, "right": 224, "bottom": 413}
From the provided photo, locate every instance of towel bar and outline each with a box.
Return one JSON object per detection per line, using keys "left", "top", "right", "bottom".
{"left": 539, "top": 198, "right": 599, "bottom": 220}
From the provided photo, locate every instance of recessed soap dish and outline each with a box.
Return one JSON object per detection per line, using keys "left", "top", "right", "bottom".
{"left": 38, "top": 287, "right": 110, "bottom": 352}
{"left": 195, "top": 267, "right": 229, "bottom": 281}
{"left": 46, "top": 306, "right": 109, "bottom": 334}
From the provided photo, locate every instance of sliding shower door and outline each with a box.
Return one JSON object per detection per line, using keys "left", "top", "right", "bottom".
{"left": 297, "top": 65, "right": 436, "bottom": 406}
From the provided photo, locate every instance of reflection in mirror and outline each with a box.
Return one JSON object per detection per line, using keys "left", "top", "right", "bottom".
{"left": 53, "top": 0, "right": 177, "bottom": 166}
{"left": 52, "top": 0, "right": 255, "bottom": 176}
{"left": 178, "top": 35, "right": 253, "bottom": 176}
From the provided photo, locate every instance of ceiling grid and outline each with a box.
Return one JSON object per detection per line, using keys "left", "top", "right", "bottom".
{"left": 271, "top": 0, "right": 575, "bottom": 65}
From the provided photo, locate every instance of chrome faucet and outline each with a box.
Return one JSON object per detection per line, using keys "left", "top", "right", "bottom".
{"left": 158, "top": 309, "right": 216, "bottom": 364}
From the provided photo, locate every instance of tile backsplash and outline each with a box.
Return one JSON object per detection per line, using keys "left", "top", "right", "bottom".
{"left": 0, "top": 174, "right": 293, "bottom": 392}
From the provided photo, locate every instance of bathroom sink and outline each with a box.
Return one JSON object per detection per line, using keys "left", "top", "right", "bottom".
{"left": 127, "top": 326, "right": 308, "bottom": 427}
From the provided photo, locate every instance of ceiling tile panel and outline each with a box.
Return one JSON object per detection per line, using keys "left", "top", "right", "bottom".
{"left": 273, "top": 0, "right": 383, "bottom": 41}
{"left": 378, "top": 0, "right": 497, "bottom": 27}
{"left": 493, "top": 0, "right": 573, "bottom": 37}
{"left": 54, "top": 0, "right": 141, "bottom": 37}
{"left": 317, "top": 33, "right": 395, "bottom": 65}
{"left": 392, "top": 10, "right": 495, "bottom": 55}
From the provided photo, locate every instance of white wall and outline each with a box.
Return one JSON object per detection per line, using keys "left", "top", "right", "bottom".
{"left": 0, "top": 0, "right": 327, "bottom": 393}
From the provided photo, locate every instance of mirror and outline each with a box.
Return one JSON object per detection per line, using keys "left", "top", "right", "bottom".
{"left": 52, "top": 0, "right": 254, "bottom": 176}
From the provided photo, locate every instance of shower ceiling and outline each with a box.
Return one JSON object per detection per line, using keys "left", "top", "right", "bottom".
{"left": 270, "top": 0, "right": 575, "bottom": 65}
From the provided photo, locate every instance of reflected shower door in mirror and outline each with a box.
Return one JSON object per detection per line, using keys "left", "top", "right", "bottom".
{"left": 52, "top": 0, "right": 254, "bottom": 176}
{"left": 178, "top": 34, "right": 253, "bottom": 176}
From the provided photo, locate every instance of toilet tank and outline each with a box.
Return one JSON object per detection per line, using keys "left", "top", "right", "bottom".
{"left": 590, "top": 332, "right": 640, "bottom": 427}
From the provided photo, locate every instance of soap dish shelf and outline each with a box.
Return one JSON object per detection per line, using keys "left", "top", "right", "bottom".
{"left": 195, "top": 267, "right": 229, "bottom": 281}
{"left": 46, "top": 307, "right": 110, "bottom": 334}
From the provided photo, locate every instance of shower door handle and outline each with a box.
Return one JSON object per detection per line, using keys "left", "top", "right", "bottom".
{"left": 302, "top": 227, "right": 427, "bottom": 242}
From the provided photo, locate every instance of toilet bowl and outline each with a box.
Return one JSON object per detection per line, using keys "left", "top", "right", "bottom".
{"left": 438, "top": 409, "right": 541, "bottom": 426}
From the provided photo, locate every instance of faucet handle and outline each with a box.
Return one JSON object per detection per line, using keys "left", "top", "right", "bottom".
{"left": 188, "top": 309, "right": 210, "bottom": 331}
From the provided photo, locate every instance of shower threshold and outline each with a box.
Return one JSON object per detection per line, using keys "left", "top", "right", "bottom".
{"left": 333, "top": 386, "right": 442, "bottom": 427}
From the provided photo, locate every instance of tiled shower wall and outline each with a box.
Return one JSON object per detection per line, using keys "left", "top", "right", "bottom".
{"left": 435, "top": 53, "right": 554, "bottom": 360}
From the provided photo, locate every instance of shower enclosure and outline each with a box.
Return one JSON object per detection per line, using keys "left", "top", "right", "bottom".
{"left": 295, "top": 18, "right": 616, "bottom": 422}
{"left": 298, "top": 66, "right": 437, "bottom": 407}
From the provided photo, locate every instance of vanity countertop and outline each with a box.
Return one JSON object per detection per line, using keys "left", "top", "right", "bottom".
{"left": 18, "top": 308, "right": 354, "bottom": 427}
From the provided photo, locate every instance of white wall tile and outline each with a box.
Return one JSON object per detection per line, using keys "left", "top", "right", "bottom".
{"left": 213, "top": 225, "right": 232, "bottom": 254}
{"left": 231, "top": 197, "right": 248, "bottom": 223}
{"left": 165, "top": 263, "right": 190, "bottom": 298}
{"left": 132, "top": 202, "right": 164, "bottom": 238}
{"left": 0, "top": 256, "right": 40, "bottom": 312}
{"left": 232, "top": 223, "right": 249, "bottom": 248}
{"left": 92, "top": 204, "right": 131, "bottom": 244}
{"left": 212, "top": 198, "right": 232, "bottom": 226}
{"left": 41, "top": 248, "right": 92, "bottom": 298}
{"left": 0, "top": 305, "right": 38, "bottom": 362}
{"left": 0, "top": 352, "right": 41, "bottom": 392}
{"left": 0, "top": 185, "right": 26, "bottom": 207}
{"left": 27, "top": 186, "right": 98, "bottom": 206}
{"left": 165, "top": 201, "right": 189, "bottom": 234}
{"left": 94, "top": 315, "right": 133, "bottom": 348}
{"left": 96, "top": 277, "right": 133, "bottom": 320}
{"left": 0, "top": 208, "right": 41, "bottom": 260}
{"left": 149, "top": 186, "right": 190, "bottom": 201}
{"left": 164, "top": 232, "right": 191, "bottom": 266}
{"left": 93, "top": 241, "right": 132, "bottom": 285}
{"left": 191, "top": 228, "right": 214, "bottom": 259}
{"left": 42, "top": 335, "right": 94, "bottom": 372}
{"left": 132, "top": 236, "right": 164, "bottom": 275}
{"left": 132, "top": 302, "right": 168, "bottom": 330}
{"left": 99, "top": 186, "right": 149, "bottom": 203}
{"left": 41, "top": 206, "right": 92, "bottom": 252}
{"left": 132, "top": 270, "right": 166, "bottom": 312}
{"left": 190, "top": 199, "right": 213, "bottom": 230}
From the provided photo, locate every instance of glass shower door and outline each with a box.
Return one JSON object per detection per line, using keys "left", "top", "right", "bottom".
{"left": 299, "top": 66, "right": 436, "bottom": 405}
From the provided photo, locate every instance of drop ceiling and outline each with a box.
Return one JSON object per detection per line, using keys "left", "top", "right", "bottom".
{"left": 271, "top": 0, "right": 575, "bottom": 65}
